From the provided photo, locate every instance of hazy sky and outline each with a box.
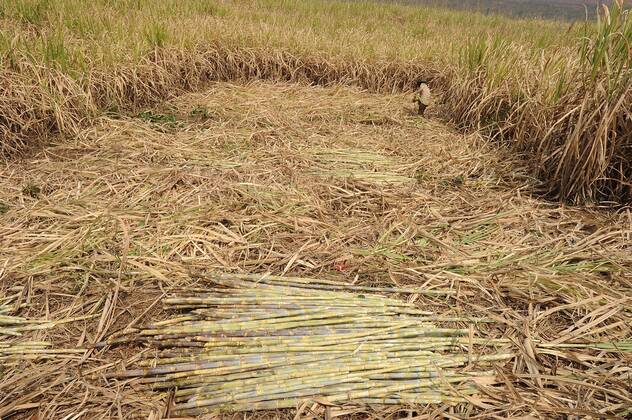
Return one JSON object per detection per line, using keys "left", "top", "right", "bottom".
{"left": 370, "top": 0, "right": 619, "bottom": 20}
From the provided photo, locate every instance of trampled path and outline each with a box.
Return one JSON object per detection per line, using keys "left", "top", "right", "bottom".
{"left": 1, "top": 82, "right": 630, "bottom": 419}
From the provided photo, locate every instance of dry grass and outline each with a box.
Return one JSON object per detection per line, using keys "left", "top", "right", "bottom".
{"left": 0, "top": 47, "right": 431, "bottom": 154}
{"left": 444, "top": 3, "right": 632, "bottom": 203}
{"left": 0, "top": 0, "right": 630, "bottom": 203}
{"left": 1, "top": 81, "right": 631, "bottom": 418}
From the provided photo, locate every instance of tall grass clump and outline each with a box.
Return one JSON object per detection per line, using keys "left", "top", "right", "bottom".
{"left": 444, "top": 1, "right": 631, "bottom": 203}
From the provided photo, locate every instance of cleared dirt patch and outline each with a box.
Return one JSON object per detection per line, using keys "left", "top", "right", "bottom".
{"left": 1, "top": 81, "right": 630, "bottom": 419}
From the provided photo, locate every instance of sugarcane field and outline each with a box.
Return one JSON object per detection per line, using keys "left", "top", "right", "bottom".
{"left": 1, "top": 1, "right": 631, "bottom": 419}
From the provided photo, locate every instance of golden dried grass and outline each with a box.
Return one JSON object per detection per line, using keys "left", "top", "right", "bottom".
{"left": 1, "top": 0, "right": 630, "bottom": 203}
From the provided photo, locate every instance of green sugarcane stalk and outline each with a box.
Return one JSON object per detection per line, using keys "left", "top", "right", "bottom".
{"left": 134, "top": 352, "right": 350, "bottom": 382}
{"left": 111, "top": 278, "right": 517, "bottom": 413}
{"left": 180, "top": 368, "right": 490, "bottom": 403}
{"left": 174, "top": 374, "right": 479, "bottom": 414}
{"left": 144, "top": 352, "right": 406, "bottom": 389}
{"left": 170, "top": 336, "right": 506, "bottom": 351}
{"left": 169, "top": 355, "right": 410, "bottom": 391}
{"left": 178, "top": 358, "right": 442, "bottom": 396}
{"left": 174, "top": 360, "right": 481, "bottom": 411}
{"left": 205, "top": 275, "right": 455, "bottom": 299}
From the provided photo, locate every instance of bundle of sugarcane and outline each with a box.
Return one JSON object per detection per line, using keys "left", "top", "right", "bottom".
{"left": 105, "top": 273, "right": 513, "bottom": 416}
{"left": 0, "top": 341, "right": 86, "bottom": 364}
{"left": 0, "top": 312, "right": 47, "bottom": 337}
{"left": 1, "top": 286, "right": 90, "bottom": 363}
{"left": 310, "top": 168, "right": 414, "bottom": 184}
{"left": 1, "top": 286, "right": 33, "bottom": 338}
{"left": 310, "top": 148, "right": 415, "bottom": 184}
{"left": 313, "top": 149, "right": 397, "bottom": 166}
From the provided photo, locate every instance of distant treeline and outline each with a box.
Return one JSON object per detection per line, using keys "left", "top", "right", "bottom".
{"left": 369, "top": 0, "right": 627, "bottom": 21}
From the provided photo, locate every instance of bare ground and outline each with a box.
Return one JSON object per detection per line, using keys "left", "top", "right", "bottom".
{"left": 0, "top": 81, "right": 631, "bottom": 419}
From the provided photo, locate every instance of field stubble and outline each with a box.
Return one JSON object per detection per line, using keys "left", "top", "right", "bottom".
{"left": 0, "top": 82, "right": 630, "bottom": 418}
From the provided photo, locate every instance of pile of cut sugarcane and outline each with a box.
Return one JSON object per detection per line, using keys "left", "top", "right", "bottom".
{"left": 0, "top": 286, "right": 43, "bottom": 341}
{"left": 106, "top": 273, "right": 513, "bottom": 416}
